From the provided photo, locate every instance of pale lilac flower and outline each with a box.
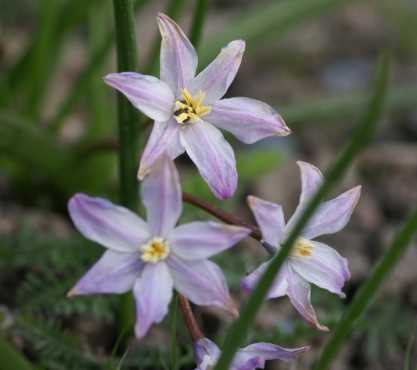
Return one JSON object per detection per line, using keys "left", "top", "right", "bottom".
{"left": 241, "top": 161, "right": 361, "bottom": 331}
{"left": 67, "top": 154, "right": 250, "bottom": 339}
{"left": 104, "top": 13, "right": 290, "bottom": 199}
{"left": 194, "top": 337, "right": 309, "bottom": 370}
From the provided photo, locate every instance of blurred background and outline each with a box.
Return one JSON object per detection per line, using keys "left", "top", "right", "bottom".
{"left": 1, "top": 0, "right": 417, "bottom": 369}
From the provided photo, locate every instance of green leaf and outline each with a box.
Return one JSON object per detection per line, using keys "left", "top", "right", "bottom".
{"left": 170, "top": 294, "right": 179, "bottom": 370}
{"left": 0, "top": 336, "right": 33, "bottom": 370}
{"left": 281, "top": 85, "right": 417, "bottom": 126}
{"left": 0, "top": 0, "right": 102, "bottom": 110}
{"left": 404, "top": 330, "right": 416, "bottom": 370}
{"left": 189, "top": 0, "right": 208, "bottom": 49}
{"left": 199, "top": 0, "right": 352, "bottom": 67}
{"left": 213, "top": 54, "right": 390, "bottom": 370}
{"left": 49, "top": 0, "right": 150, "bottom": 131}
{"left": 314, "top": 206, "right": 417, "bottom": 370}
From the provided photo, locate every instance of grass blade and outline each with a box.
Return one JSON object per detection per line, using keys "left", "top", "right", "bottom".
{"left": 0, "top": 336, "right": 33, "bottom": 370}
{"left": 314, "top": 206, "right": 417, "bottom": 370}
{"left": 170, "top": 294, "right": 179, "bottom": 370}
{"left": 189, "top": 0, "right": 208, "bottom": 48}
{"left": 48, "top": 0, "right": 149, "bottom": 131}
{"left": 282, "top": 85, "right": 417, "bottom": 126}
{"left": 0, "top": 0, "right": 102, "bottom": 109}
{"left": 404, "top": 329, "right": 416, "bottom": 370}
{"left": 213, "top": 54, "right": 390, "bottom": 370}
{"left": 199, "top": 0, "right": 352, "bottom": 66}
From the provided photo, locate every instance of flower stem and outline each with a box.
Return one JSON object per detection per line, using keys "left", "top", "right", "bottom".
{"left": 182, "top": 192, "right": 261, "bottom": 239}
{"left": 178, "top": 294, "right": 204, "bottom": 342}
{"left": 112, "top": 0, "right": 140, "bottom": 210}
{"left": 183, "top": 192, "right": 280, "bottom": 255}
{"left": 112, "top": 0, "right": 140, "bottom": 344}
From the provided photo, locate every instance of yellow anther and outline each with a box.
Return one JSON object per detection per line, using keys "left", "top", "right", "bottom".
{"left": 290, "top": 237, "right": 313, "bottom": 258}
{"left": 173, "top": 88, "right": 211, "bottom": 125}
{"left": 140, "top": 237, "right": 170, "bottom": 263}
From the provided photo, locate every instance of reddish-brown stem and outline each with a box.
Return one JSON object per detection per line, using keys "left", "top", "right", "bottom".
{"left": 182, "top": 192, "right": 262, "bottom": 240}
{"left": 178, "top": 294, "right": 204, "bottom": 341}
{"left": 177, "top": 194, "right": 266, "bottom": 343}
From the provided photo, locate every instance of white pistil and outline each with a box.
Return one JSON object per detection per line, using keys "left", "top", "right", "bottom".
{"left": 140, "top": 237, "right": 170, "bottom": 263}
{"left": 290, "top": 237, "right": 313, "bottom": 258}
{"left": 173, "top": 88, "right": 211, "bottom": 125}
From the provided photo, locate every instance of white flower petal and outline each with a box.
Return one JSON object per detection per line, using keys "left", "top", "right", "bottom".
{"left": 133, "top": 262, "right": 173, "bottom": 339}
{"left": 286, "top": 266, "right": 329, "bottom": 331}
{"left": 290, "top": 241, "right": 350, "bottom": 297}
{"left": 180, "top": 121, "right": 237, "bottom": 199}
{"left": 141, "top": 154, "right": 182, "bottom": 237}
{"left": 68, "top": 250, "right": 142, "bottom": 296}
{"left": 104, "top": 72, "right": 174, "bottom": 121}
{"left": 169, "top": 221, "right": 250, "bottom": 260}
{"left": 247, "top": 195, "right": 285, "bottom": 246}
{"left": 68, "top": 193, "right": 150, "bottom": 252}
{"left": 167, "top": 256, "right": 237, "bottom": 315}
{"left": 301, "top": 186, "right": 361, "bottom": 239}
{"left": 207, "top": 97, "right": 290, "bottom": 144}
{"left": 286, "top": 161, "right": 323, "bottom": 233}
{"left": 138, "top": 120, "right": 183, "bottom": 180}
{"left": 158, "top": 13, "right": 197, "bottom": 96}
{"left": 189, "top": 40, "right": 245, "bottom": 104}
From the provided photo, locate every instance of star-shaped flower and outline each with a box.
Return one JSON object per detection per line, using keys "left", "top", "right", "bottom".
{"left": 67, "top": 154, "right": 250, "bottom": 339}
{"left": 194, "top": 337, "right": 309, "bottom": 370}
{"left": 241, "top": 161, "right": 361, "bottom": 331}
{"left": 104, "top": 13, "right": 290, "bottom": 199}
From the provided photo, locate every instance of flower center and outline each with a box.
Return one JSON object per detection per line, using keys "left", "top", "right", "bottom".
{"left": 173, "top": 88, "right": 211, "bottom": 125}
{"left": 290, "top": 237, "right": 313, "bottom": 258}
{"left": 140, "top": 237, "right": 170, "bottom": 263}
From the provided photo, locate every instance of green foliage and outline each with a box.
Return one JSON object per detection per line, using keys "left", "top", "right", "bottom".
{"left": 0, "top": 335, "right": 34, "bottom": 370}
{"left": 314, "top": 205, "right": 417, "bottom": 370}
{"left": 213, "top": 55, "right": 390, "bottom": 370}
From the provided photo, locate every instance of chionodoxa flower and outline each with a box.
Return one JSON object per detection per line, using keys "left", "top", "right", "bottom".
{"left": 195, "top": 337, "right": 309, "bottom": 370}
{"left": 104, "top": 13, "right": 290, "bottom": 200}
{"left": 241, "top": 161, "right": 361, "bottom": 331}
{"left": 67, "top": 154, "right": 250, "bottom": 338}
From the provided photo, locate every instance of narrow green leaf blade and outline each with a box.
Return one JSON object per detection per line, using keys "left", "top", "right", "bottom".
{"left": 189, "top": 0, "right": 208, "bottom": 49}
{"left": 0, "top": 336, "right": 33, "bottom": 370}
{"left": 213, "top": 55, "right": 390, "bottom": 370}
{"left": 199, "top": 0, "right": 352, "bottom": 66}
{"left": 314, "top": 206, "right": 417, "bottom": 370}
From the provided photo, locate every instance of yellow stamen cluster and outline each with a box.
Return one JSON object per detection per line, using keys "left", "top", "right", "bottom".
{"left": 290, "top": 237, "right": 313, "bottom": 258}
{"left": 173, "top": 88, "right": 211, "bottom": 125}
{"left": 140, "top": 237, "right": 170, "bottom": 263}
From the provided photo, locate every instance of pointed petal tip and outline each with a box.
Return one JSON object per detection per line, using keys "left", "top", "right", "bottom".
{"left": 276, "top": 120, "right": 292, "bottom": 136}
{"left": 228, "top": 303, "right": 240, "bottom": 319}
{"left": 215, "top": 188, "right": 234, "bottom": 200}
{"left": 315, "top": 321, "right": 330, "bottom": 332}
{"left": 352, "top": 184, "right": 362, "bottom": 199}
{"left": 137, "top": 164, "right": 151, "bottom": 181}
{"left": 156, "top": 12, "right": 170, "bottom": 21}
{"left": 102, "top": 73, "right": 118, "bottom": 86}
{"left": 230, "top": 39, "right": 246, "bottom": 52}
{"left": 299, "top": 345, "right": 311, "bottom": 353}
{"left": 247, "top": 195, "right": 261, "bottom": 206}
{"left": 66, "top": 287, "right": 77, "bottom": 298}
{"left": 296, "top": 160, "right": 321, "bottom": 172}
